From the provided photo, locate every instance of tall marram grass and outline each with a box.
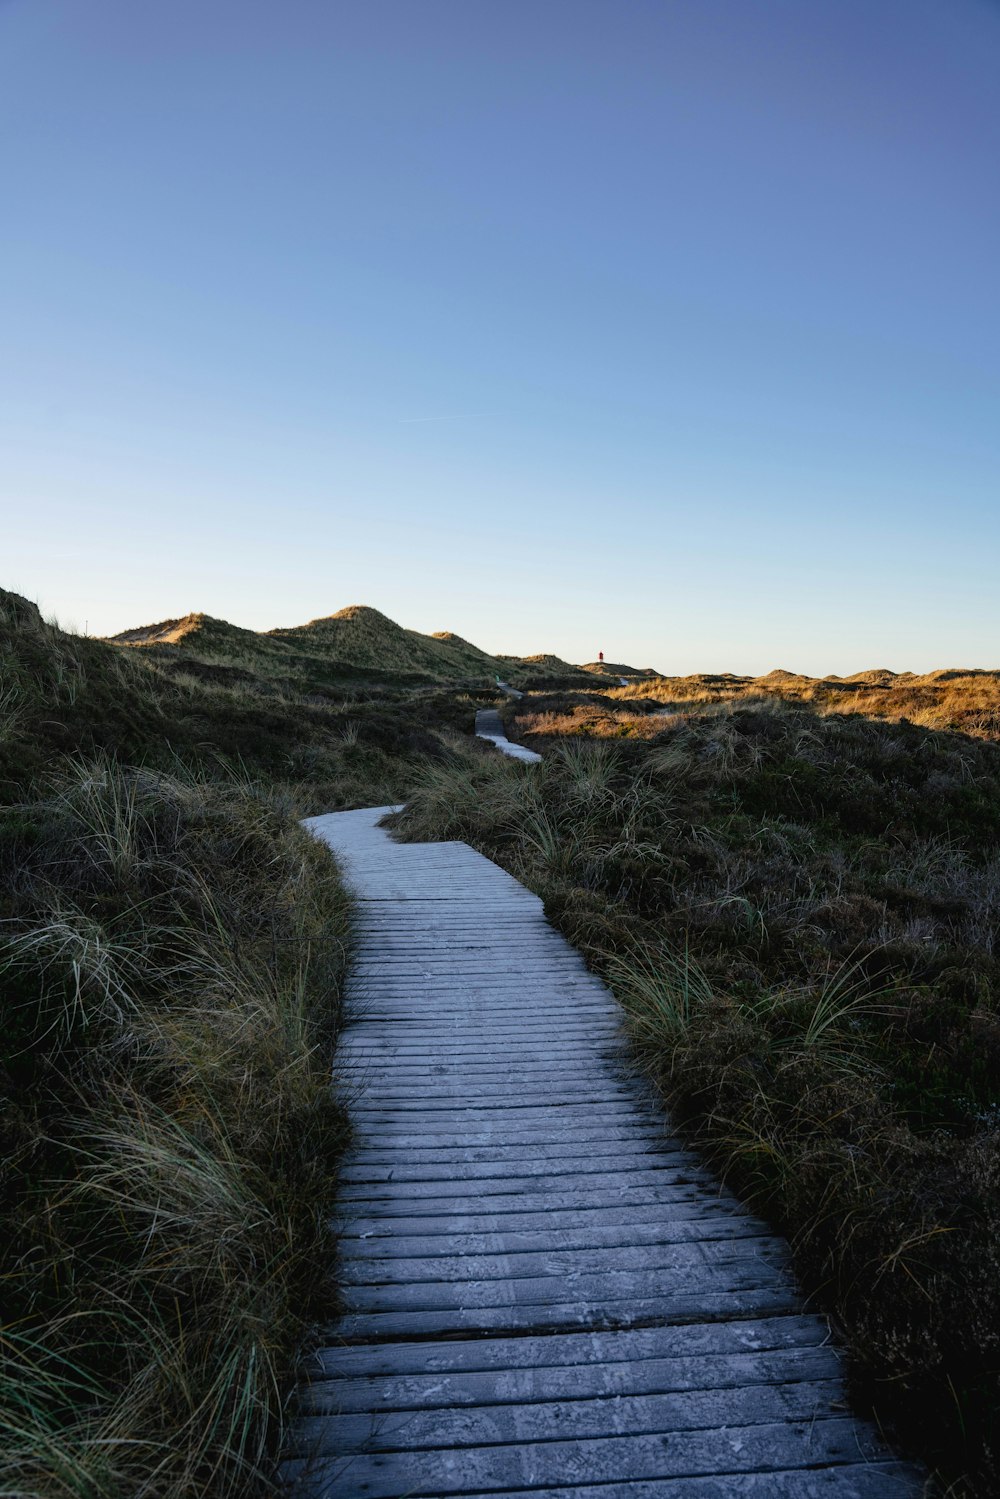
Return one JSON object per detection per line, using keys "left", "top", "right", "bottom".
{"left": 0, "top": 757, "right": 351, "bottom": 1497}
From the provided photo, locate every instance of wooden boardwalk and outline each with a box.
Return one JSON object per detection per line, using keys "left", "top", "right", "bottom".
{"left": 475, "top": 707, "right": 542, "bottom": 762}
{"left": 283, "top": 806, "right": 923, "bottom": 1499}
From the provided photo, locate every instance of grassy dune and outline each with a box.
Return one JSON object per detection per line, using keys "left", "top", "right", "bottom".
{"left": 580, "top": 659, "right": 662, "bottom": 678}
{"left": 270, "top": 605, "right": 505, "bottom": 679}
{"left": 393, "top": 693, "right": 1000, "bottom": 1496}
{"left": 2, "top": 592, "right": 491, "bottom": 815}
{"left": 111, "top": 603, "right": 602, "bottom": 691}
{"left": 0, "top": 589, "right": 488, "bottom": 1496}
{"left": 6, "top": 585, "right": 1000, "bottom": 1494}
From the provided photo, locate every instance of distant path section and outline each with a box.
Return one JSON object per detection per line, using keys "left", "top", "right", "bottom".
{"left": 475, "top": 706, "right": 543, "bottom": 763}
{"left": 283, "top": 807, "right": 922, "bottom": 1498}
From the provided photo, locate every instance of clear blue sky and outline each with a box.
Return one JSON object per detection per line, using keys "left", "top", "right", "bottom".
{"left": 2, "top": 0, "right": 998, "bottom": 673}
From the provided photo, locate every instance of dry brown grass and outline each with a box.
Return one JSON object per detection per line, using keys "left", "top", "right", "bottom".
{"left": 605, "top": 669, "right": 1000, "bottom": 740}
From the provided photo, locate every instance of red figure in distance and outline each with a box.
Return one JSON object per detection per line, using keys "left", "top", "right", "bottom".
{"left": 598, "top": 651, "right": 604, "bottom": 663}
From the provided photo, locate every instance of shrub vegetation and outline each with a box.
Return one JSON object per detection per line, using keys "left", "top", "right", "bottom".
{"left": 393, "top": 695, "right": 1000, "bottom": 1496}
{"left": 605, "top": 665, "right": 1000, "bottom": 739}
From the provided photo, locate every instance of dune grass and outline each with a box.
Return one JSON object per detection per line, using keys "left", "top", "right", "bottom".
{"left": 392, "top": 703, "right": 1000, "bottom": 1496}
{"left": 0, "top": 588, "right": 493, "bottom": 1494}
{"left": 113, "top": 602, "right": 524, "bottom": 688}
{"left": 0, "top": 588, "right": 493, "bottom": 815}
{"left": 603, "top": 666, "right": 1000, "bottom": 739}
{"left": 1, "top": 756, "right": 352, "bottom": 1497}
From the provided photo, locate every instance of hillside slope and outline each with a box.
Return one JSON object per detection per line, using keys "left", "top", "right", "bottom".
{"left": 582, "top": 659, "right": 662, "bottom": 678}
{"left": 112, "top": 604, "right": 512, "bottom": 685}
{"left": 111, "top": 602, "right": 602, "bottom": 687}
{"left": 2, "top": 588, "right": 478, "bottom": 812}
{"left": 269, "top": 605, "right": 506, "bottom": 679}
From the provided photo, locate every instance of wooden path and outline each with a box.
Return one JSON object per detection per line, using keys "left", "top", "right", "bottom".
{"left": 475, "top": 707, "right": 542, "bottom": 763}
{"left": 283, "top": 806, "right": 923, "bottom": 1498}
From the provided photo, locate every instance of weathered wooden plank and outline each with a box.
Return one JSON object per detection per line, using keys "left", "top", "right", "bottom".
{"left": 340, "top": 1043, "right": 622, "bottom": 1060}
{"left": 347, "top": 1020, "right": 618, "bottom": 1035}
{"left": 346, "top": 1003, "right": 616, "bottom": 1017}
{"left": 347, "top": 949, "right": 598, "bottom": 965}
{"left": 337, "top": 1166, "right": 717, "bottom": 1203}
{"left": 290, "top": 1378, "right": 846, "bottom": 1455}
{"left": 339, "top": 1038, "right": 614, "bottom": 1055}
{"left": 349, "top": 1008, "right": 612, "bottom": 1019}
{"left": 354, "top": 900, "right": 547, "bottom": 912}
{"left": 342, "top": 1260, "right": 791, "bottom": 1316}
{"left": 346, "top": 1067, "right": 631, "bottom": 1086}
{"left": 352, "top": 974, "right": 596, "bottom": 985}
{"left": 344, "top": 1068, "right": 632, "bottom": 1089}
{"left": 336, "top": 1201, "right": 754, "bottom": 1240}
{"left": 349, "top": 1034, "right": 622, "bottom": 1050}
{"left": 347, "top": 1079, "right": 632, "bottom": 1103}
{"left": 333, "top": 1285, "right": 804, "bottom": 1341}
{"left": 348, "top": 1098, "right": 654, "bottom": 1119}
{"left": 339, "top": 1223, "right": 772, "bottom": 1266}
{"left": 344, "top": 1139, "right": 694, "bottom": 1167}
{"left": 345, "top": 1065, "right": 630, "bottom": 1083}
{"left": 354, "top": 926, "right": 556, "bottom": 938}
{"left": 344, "top": 1120, "right": 669, "bottom": 1148}
{"left": 298, "top": 1345, "right": 842, "bottom": 1414}
{"left": 282, "top": 1416, "right": 889, "bottom": 1496}
{"left": 348, "top": 978, "right": 608, "bottom": 992}
{"left": 354, "top": 946, "right": 579, "bottom": 956}
{"left": 397, "top": 1469, "right": 927, "bottom": 1499}
{"left": 348, "top": 989, "right": 612, "bottom": 1003}
{"left": 350, "top": 1068, "right": 633, "bottom": 1086}
{"left": 342, "top": 1021, "right": 622, "bottom": 1038}
{"left": 342, "top": 1115, "right": 670, "bottom": 1142}
{"left": 349, "top": 997, "right": 608, "bottom": 1008}
{"left": 338, "top": 1152, "right": 705, "bottom": 1185}
{"left": 348, "top": 986, "right": 611, "bottom": 998}
{"left": 339, "top": 1238, "right": 789, "bottom": 1286}
{"left": 351, "top": 940, "right": 575, "bottom": 954}
{"left": 346, "top": 1115, "right": 664, "bottom": 1137}
{"left": 350, "top": 948, "right": 594, "bottom": 964}
{"left": 306, "top": 1315, "right": 839, "bottom": 1379}
{"left": 344, "top": 1001, "right": 618, "bottom": 1017}
{"left": 348, "top": 1031, "right": 615, "bottom": 1044}
{"left": 354, "top": 887, "right": 541, "bottom": 896}
{"left": 351, "top": 973, "right": 600, "bottom": 986}
{"left": 346, "top": 1111, "right": 664, "bottom": 1134}
{"left": 347, "top": 1088, "right": 641, "bottom": 1108}
{"left": 347, "top": 975, "right": 609, "bottom": 990}
{"left": 333, "top": 1182, "right": 732, "bottom": 1219}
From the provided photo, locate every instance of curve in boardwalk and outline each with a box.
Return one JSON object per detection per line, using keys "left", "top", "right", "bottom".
{"left": 475, "top": 706, "right": 542, "bottom": 763}
{"left": 283, "top": 806, "right": 923, "bottom": 1499}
